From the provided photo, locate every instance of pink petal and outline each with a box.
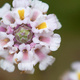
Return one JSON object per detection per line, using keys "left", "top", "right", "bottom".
{"left": 30, "top": 43, "right": 36, "bottom": 49}
{"left": 7, "top": 26, "right": 13, "bottom": 34}
{"left": 31, "top": 10, "right": 41, "bottom": 21}
{"left": 39, "top": 36, "right": 50, "bottom": 43}
{"left": 0, "top": 27, "right": 6, "bottom": 32}
{"left": 6, "top": 54, "right": 13, "bottom": 62}
{"left": 35, "top": 49, "right": 45, "bottom": 60}
{"left": 6, "top": 14, "right": 15, "bottom": 23}
{"left": 23, "top": 52, "right": 28, "bottom": 60}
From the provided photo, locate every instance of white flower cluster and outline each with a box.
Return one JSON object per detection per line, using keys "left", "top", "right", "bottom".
{"left": 61, "top": 62, "right": 80, "bottom": 80}
{"left": 0, "top": 0, "right": 61, "bottom": 74}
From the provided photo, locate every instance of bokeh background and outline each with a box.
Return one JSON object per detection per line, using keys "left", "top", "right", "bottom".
{"left": 0, "top": 0, "right": 80, "bottom": 80}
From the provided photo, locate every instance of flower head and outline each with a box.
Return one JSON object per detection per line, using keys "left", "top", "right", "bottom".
{"left": 0, "top": 0, "right": 61, "bottom": 74}
{"left": 61, "top": 62, "right": 80, "bottom": 80}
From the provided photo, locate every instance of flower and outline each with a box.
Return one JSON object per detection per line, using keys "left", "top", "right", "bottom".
{"left": 13, "top": 44, "right": 35, "bottom": 73}
{"left": 0, "top": 49, "right": 15, "bottom": 72}
{"left": 31, "top": 14, "right": 62, "bottom": 33}
{"left": 0, "top": 0, "right": 61, "bottom": 74}
{"left": 69, "top": 62, "right": 80, "bottom": 80}
{"left": 13, "top": 7, "right": 31, "bottom": 24}
{"left": 31, "top": 44, "right": 55, "bottom": 70}
{"left": 2, "top": 11, "right": 16, "bottom": 28}
{"left": 33, "top": 32, "right": 61, "bottom": 51}
{"left": 61, "top": 62, "right": 80, "bottom": 80}
{"left": 0, "top": 32, "right": 14, "bottom": 50}
{"left": 29, "top": 9, "right": 42, "bottom": 22}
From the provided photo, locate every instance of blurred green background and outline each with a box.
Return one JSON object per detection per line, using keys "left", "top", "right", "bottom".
{"left": 0, "top": 0, "right": 80, "bottom": 80}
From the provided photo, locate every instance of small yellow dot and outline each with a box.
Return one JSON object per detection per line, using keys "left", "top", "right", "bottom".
{"left": 18, "top": 9, "right": 25, "bottom": 20}
{"left": 36, "top": 22, "right": 47, "bottom": 30}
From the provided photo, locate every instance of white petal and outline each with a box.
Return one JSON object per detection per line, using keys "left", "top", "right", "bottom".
{"left": 0, "top": 3, "right": 10, "bottom": 17}
{"left": 50, "top": 34, "right": 61, "bottom": 51}
{"left": 71, "top": 62, "right": 80, "bottom": 71}
{"left": 53, "top": 34, "right": 61, "bottom": 43}
{"left": 18, "top": 62, "right": 34, "bottom": 71}
{"left": 13, "top": 52, "right": 23, "bottom": 63}
{"left": 50, "top": 44, "right": 60, "bottom": 51}
{"left": 57, "top": 22, "right": 62, "bottom": 29}
{"left": 0, "top": 59, "right": 15, "bottom": 72}
{"left": 31, "top": 0, "right": 49, "bottom": 13}
{"left": 25, "top": 68, "right": 35, "bottom": 74}
{"left": 12, "top": 0, "right": 31, "bottom": 8}
{"left": 33, "top": 37, "right": 39, "bottom": 43}
{"left": 19, "top": 43, "right": 25, "bottom": 51}
{"left": 41, "top": 46, "right": 50, "bottom": 55}
{"left": 0, "top": 32, "right": 7, "bottom": 39}
{"left": 0, "top": 49, "right": 8, "bottom": 58}
{"left": 39, "top": 56, "right": 55, "bottom": 71}
{"left": 9, "top": 47, "right": 18, "bottom": 54}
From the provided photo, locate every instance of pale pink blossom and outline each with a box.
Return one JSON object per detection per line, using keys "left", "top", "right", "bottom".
{"left": 0, "top": 0, "right": 61, "bottom": 73}
{"left": 33, "top": 32, "right": 61, "bottom": 51}
{"left": 31, "top": 14, "right": 62, "bottom": 33}
{"left": 0, "top": 32, "right": 14, "bottom": 49}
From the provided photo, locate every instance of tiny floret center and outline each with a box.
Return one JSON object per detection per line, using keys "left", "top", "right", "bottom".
{"left": 36, "top": 22, "right": 47, "bottom": 30}
{"left": 3, "top": 38, "right": 10, "bottom": 43}
{"left": 18, "top": 9, "right": 25, "bottom": 20}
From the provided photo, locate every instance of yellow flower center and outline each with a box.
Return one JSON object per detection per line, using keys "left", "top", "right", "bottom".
{"left": 36, "top": 22, "right": 47, "bottom": 30}
{"left": 3, "top": 38, "right": 10, "bottom": 43}
{"left": 18, "top": 9, "right": 25, "bottom": 20}
{"left": 78, "top": 73, "right": 80, "bottom": 80}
